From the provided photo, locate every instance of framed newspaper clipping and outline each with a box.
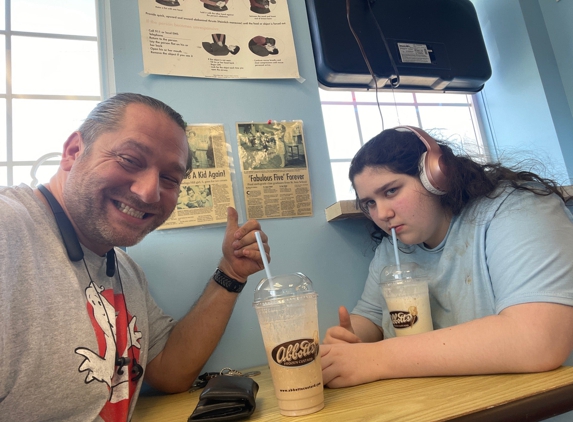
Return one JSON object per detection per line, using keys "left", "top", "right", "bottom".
{"left": 237, "top": 120, "right": 312, "bottom": 220}
{"left": 159, "top": 124, "right": 235, "bottom": 229}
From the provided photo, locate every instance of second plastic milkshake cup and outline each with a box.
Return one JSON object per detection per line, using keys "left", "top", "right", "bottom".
{"left": 381, "top": 263, "right": 434, "bottom": 337}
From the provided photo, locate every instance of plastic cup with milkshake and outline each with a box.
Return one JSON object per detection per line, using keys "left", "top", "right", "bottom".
{"left": 253, "top": 272, "right": 324, "bottom": 416}
{"left": 381, "top": 229, "right": 433, "bottom": 336}
{"left": 380, "top": 262, "right": 434, "bottom": 336}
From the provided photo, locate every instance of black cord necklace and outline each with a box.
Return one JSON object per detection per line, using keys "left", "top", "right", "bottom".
{"left": 82, "top": 251, "right": 144, "bottom": 382}
{"left": 37, "top": 184, "right": 143, "bottom": 382}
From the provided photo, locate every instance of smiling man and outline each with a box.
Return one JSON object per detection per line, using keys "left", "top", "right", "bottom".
{"left": 0, "top": 93, "right": 270, "bottom": 421}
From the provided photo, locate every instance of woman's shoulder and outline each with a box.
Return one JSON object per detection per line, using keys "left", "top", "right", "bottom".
{"left": 467, "top": 182, "right": 544, "bottom": 209}
{"left": 464, "top": 182, "right": 570, "bottom": 224}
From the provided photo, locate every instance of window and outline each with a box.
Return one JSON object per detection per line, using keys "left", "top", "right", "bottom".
{"left": 0, "top": 0, "right": 102, "bottom": 187}
{"left": 319, "top": 89, "right": 488, "bottom": 201}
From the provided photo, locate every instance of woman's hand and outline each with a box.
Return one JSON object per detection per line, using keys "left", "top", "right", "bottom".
{"left": 323, "top": 306, "right": 361, "bottom": 344}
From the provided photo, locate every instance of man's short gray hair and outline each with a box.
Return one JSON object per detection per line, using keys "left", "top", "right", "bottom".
{"left": 78, "top": 93, "right": 192, "bottom": 176}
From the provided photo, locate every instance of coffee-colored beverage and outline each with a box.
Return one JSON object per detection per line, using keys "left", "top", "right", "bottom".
{"left": 253, "top": 273, "right": 325, "bottom": 416}
{"left": 381, "top": 263, "right": 433, "bottom": 337}
{"left": 382, "top": 281, "right": 433, "bottom": 336}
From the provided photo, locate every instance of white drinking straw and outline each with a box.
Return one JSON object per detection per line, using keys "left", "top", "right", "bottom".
{"left": 255, "top": 231, "right": 273, "bottom": 281}
{"left": 391, "top": 228, "right": 402, "bottom": 275}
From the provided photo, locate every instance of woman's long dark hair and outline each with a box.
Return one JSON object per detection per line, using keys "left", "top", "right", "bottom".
{"left": 349, "top": 128, "right": 571, "bottom": 243}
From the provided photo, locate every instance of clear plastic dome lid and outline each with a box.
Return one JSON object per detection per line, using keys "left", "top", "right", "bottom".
{"left": 381, "top": 262, "right": 425, "bottom": 283}
{"left": 253, "top": 272, "right": 315, "bottom": 303}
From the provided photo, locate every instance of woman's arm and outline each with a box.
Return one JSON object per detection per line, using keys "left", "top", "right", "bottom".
{"left": 321, "top": 302, "right": 573, "bottom": 388}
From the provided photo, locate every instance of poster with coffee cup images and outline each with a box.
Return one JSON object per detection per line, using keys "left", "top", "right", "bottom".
{"left": 138, "top": 0, "right": 300, "bottom": 79}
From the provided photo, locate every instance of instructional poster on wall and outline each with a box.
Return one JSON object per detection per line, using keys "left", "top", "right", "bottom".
{"left": 138, "top": 0, "right": 300, "bottom": 79}
{"left": 237, "top": 120, "right": 312, "bottom": 220}
{"left": 159, "top": 124, "right": 235, "bottom": 229}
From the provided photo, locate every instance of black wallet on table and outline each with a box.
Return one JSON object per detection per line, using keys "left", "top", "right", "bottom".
{"left": 189, "top": 375, "right": 259, "bottom": 421}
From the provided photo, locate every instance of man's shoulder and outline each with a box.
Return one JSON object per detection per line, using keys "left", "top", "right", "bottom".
{"left": 0, "top": 186, "right": 48, "bottom": 257}
{"left": 0, "top": 184, "right": 36, "bottom": 219}
{"left": 1, "top": 183, "right": 34, "bottom": 200}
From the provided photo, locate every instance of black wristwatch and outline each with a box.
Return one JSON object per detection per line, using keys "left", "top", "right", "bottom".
{"left": 213, "top": 268, "right": 246, "bottom": 293}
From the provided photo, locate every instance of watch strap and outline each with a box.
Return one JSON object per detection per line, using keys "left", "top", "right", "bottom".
{"left": 213, "top": 268, "right": 245, "bottom": 293}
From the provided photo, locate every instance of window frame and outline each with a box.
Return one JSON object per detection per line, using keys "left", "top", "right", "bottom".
{"left": 319, "top": 88, "right": 490, "bottom": 201}
{"left": 0, "top": 0, "right": 105, "bottom": 186}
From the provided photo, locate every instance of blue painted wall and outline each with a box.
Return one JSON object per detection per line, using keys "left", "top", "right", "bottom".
{"left": 538, "top": 0, "right": 573, "bottom": 120}
{"left": 536, "top": 0, "right": 573, "bottom": 180}
{"left": 472, "top": 0, "right": 573, "bottom": 184}
{"left": 107, "top": 0, "right": 375, "bottom": 373}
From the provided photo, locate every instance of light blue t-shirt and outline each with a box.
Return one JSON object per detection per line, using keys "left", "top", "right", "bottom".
{"left": 353, "top": 185, "right": 573, "bottom": 370}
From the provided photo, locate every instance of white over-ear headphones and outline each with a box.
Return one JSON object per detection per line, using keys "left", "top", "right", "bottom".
{"left": 393, "top": 126, "right": 448, "bottom": 195}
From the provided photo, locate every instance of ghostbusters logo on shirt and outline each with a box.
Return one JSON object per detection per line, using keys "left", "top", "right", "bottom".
{"left": 75, "top": 281, "right": 142, "bottom": 421}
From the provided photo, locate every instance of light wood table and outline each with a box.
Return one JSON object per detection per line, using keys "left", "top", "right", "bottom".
{"left": 133, "top": 365, "right": 573, "bottom": 421}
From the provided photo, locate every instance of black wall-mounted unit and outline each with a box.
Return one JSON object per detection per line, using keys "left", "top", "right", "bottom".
{"left": 305, "top": 0, "right": 492, "bottom": 93}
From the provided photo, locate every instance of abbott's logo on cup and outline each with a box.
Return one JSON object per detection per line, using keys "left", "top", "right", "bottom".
{"left": 271, "top": 338, "right": 319, "bottom": 367}
{"left": 390, "top": 305, "right": 419, "bottom": 329}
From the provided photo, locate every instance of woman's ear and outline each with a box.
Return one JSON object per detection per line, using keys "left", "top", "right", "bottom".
{"left": 60, "top": 132, "right": 84, "bottom": 171}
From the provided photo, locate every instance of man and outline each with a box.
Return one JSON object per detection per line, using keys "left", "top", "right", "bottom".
{"left": 0, "top": 93, "right": 270, "bottom": 421}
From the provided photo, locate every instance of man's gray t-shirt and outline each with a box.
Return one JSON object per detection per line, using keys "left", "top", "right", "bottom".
{"left": 0, "top": 185, "right": 176, "bottom": 421}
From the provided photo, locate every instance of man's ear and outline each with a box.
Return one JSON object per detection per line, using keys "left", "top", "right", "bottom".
{"left": 60, "top": 132, "right": 84, "bottom": 171}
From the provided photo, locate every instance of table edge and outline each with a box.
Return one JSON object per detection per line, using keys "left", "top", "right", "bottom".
{"left": 454, "top": 383, "right": 573, "bottom": 422}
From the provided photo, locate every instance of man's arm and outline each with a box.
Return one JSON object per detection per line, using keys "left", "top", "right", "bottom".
{"left": 321, "top": 302, "right": 573, "bottom": 388}
{"left": 144, "top": 207, "right": 268, "bottom": 393}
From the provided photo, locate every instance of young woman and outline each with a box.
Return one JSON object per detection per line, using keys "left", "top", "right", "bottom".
{"left": 321, "top": 126, "right": 573, "bottom": 389}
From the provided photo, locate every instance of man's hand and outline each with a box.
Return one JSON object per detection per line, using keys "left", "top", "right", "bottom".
{"left": 217, "top": 207, "right": 269, "bottom": 282}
